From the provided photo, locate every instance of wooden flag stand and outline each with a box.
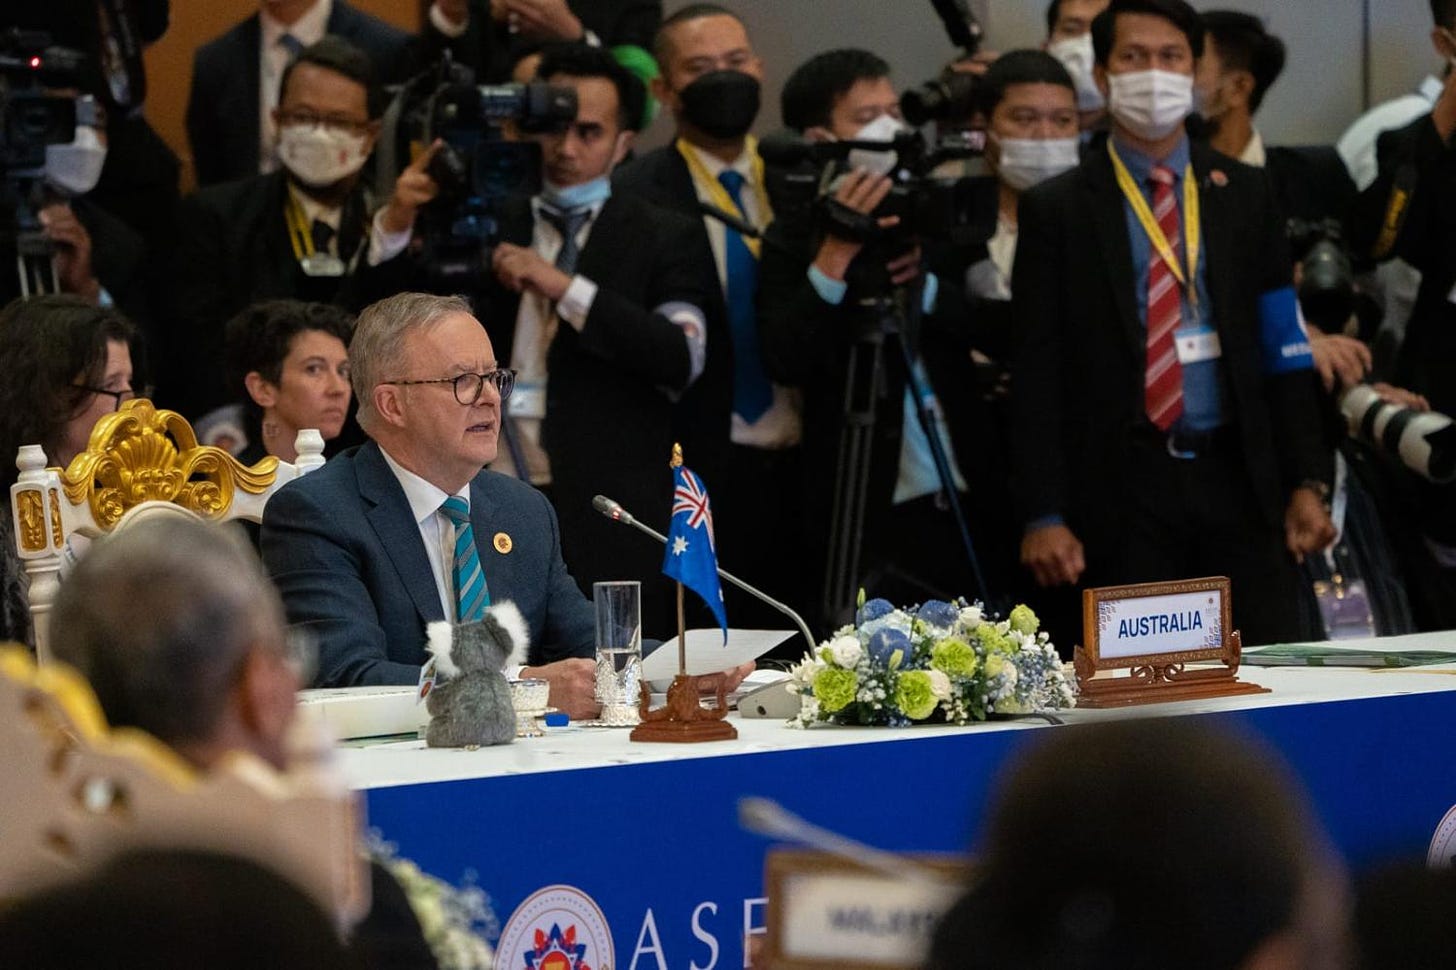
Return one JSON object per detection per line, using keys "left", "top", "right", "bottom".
{"left": 631, "top": 446, "right": 737, "bottom": 743}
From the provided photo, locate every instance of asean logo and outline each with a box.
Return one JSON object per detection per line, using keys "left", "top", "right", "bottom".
{"left": 498, "top": 884, "right": 615, "bottom": 970}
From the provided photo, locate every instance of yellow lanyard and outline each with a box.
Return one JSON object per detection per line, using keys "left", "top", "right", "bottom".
{"left": 1107, "top": 139, "right": 1200, "bottom": 306}
{"left": 283, "top": 191, "right": 317, "bottom": 261}
{"left": 676, "top": 136, "right": 773, "bottom": 259}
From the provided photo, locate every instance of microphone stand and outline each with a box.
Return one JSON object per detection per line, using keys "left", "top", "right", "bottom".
{"left": 593, "top": 495, "right": 818, "bottom": 652}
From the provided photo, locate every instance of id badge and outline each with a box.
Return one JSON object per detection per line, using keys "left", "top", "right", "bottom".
{"left": 1175, "top": 325, "right": 1222, "bottom": 365}
{"left": 301, "top": 253, "right": 346, "bottom": 277}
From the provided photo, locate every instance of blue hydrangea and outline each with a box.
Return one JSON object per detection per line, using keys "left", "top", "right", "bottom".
{"left": 916, "top": 599, "right": 960, "bottom": 631}
{"left": 867, "top": 628, "right": 912, "bottom": 667}
{"left": 856, "top": 598, "right": 896, "bottom": 626}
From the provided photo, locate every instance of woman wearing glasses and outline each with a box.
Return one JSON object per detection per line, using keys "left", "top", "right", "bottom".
{"left": 224, "top": 300, "right": 355, "bottom": 467}
{"left": 0, "top": 294, "right": 139, "bottom": 646}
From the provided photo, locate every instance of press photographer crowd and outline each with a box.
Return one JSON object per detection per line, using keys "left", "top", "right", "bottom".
{"left": 3, "top": 0, "right": 1455, "bottom": 656}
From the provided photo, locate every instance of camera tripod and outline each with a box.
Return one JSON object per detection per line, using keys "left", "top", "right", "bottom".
{"left": 820, "top": 277, "right": 989, "bottom": 628}
{"left": 6, "top": 178, "right": 59, "bottom": 297}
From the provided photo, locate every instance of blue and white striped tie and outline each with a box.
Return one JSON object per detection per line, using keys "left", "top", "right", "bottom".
{"left": 439, "top": 496, "right": 489, "bottom": 622}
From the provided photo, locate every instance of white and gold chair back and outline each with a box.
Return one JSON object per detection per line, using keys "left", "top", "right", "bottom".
{"left": 0, "top": 648, "right": 368, "bottom": 929}
{"left": 10, "top": 399, "right": 324, "bottom": 662}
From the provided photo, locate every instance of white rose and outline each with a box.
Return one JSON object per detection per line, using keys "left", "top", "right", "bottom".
{"left": 927, "top": 668, "right": 953, "bottom": 700}
{"left": 958, "top": 605, "right": 983, "bottom": 630}
{"left": 829, "top": 635, "right": 863, "bottom": 667}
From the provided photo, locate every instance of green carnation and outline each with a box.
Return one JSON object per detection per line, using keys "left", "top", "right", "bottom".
{"left": 893, "top": 670, "right": 939, "bottom": 720}
{"left": 813, "top": 667, "right": 859, "bottom": 713}
{"left": 976, "top": 624, "right": 1014, "bottom": 655}
{"left": 930, "top": 637, "right": 979, "bottom": 678}
{"left": 1008, "top": 604, "right": 1040, "bottom": 636}
{"left": 983, "top": 653, "right": 1008, "bottom": 680}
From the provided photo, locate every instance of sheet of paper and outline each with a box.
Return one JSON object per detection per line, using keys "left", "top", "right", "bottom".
{"left": 640, "top": 629, "right": 795, "bottom": 680}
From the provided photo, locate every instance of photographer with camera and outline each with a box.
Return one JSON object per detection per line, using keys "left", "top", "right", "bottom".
{"left": 1013, "top": 0, "right": 1334, "bottom": 646}
{"left": 168, "top": 36, "right": 419, "bottom": 426}
{"left": 368, "top": 43, "right": 719, "bottom": 639}
{"left": 757, "top": 48, "right": 988, "bottom": 632}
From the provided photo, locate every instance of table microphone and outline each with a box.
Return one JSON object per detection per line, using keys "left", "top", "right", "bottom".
{"left": 592, "top": 495, "right": 817, "bottom": 650}
{"left": 738, "top": 796, "right": 961, "bottom": 889}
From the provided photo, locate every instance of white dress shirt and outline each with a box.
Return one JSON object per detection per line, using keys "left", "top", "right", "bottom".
{"left": 259, "top": 0, "right": 332, "bottom": 174}
{"left": 1337, "top": 74, "right": 1443, "bottom": 190}
{"left": 379, "top": 446, "right": 468, "bottom": 623}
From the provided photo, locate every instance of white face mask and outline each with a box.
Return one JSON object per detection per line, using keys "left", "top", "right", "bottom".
{"left": 1046, "top": 33, "right": 1105, "bottom": 112}
{"left": 276, "top": 124, "right": 370, "bottom": 188}
{"left": 846, "top": 113, "right": 909, "bottom": 177}
{"left": 1107, "top": 69, "right": 1194, "bottom": 140}
{"left": 994, "top": 136, "right": 1081, "bottom": 191}
{"left": 45, "top": 126, "right": 108, "bottom": 196}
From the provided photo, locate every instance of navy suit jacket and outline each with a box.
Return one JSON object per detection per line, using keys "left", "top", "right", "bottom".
{"left": 185, "top": 0, "right": 409, "bottom": 186}
{"left": 261, "top": 441, "right": 595, "bottom": 687}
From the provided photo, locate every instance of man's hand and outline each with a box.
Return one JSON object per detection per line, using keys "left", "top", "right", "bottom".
{"left": 1307, "top": 328, "right": 1371, "bottom": 392}
{"left": 495, "top": 0, "right": 584, "bottom": 41}
{"left": 1284, "top": 487, "right": 1336, "bottom": 562}
{"left": 39, "top": 203, "right": 100, "bottom": 303}
{"left": 379, "top": 139, "right": 444, "bottom": 236}
{"left": 492, "top": 242, "right": 572, "bottom": 301}
{"left": 1370, "top": 381, "right": 1430, "bottom": 411}
{"left": 520, "top": 658, "right": 599, "bottom": 720}
{"left": 812, "top": 169, "right": 897, "bottom": 282}
{"left": 885, "top": 245, "right": 923, "bottom": 287}
{"left": 1021, "top": 523, "right": 1085, "bottom": 587}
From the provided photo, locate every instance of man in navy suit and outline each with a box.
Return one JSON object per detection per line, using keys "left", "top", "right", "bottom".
{"left": 186, "top": 0, "right": 409, "bottom": 186}
{"left": 261, "top": 291, "right": 749, "bottom": 714}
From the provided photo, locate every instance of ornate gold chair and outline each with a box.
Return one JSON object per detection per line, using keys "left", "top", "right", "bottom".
{"left": 0, "top": 647, "right": 368, "bottom": 927}
{"left": 9, "top": 399, "right": 325, "bottom": 662}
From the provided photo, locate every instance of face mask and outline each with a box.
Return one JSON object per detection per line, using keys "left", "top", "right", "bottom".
{"left": 276, "top": 124, "right": 370, "bottom": 188}
{"left": 1106, "top": 69, "right": 1194, "bottom": 140}
{"left": 678, "top": 70, "right": 760, "bottom": 140}
{"left": 994, "top": 136, "right": 1080, "bottom": 191}
{"left": 45, "top": 126, "right": 108, "bottom": 196}
{"left": 541, "top": 174, "right": 612, "bottom": 211}
{"left": 846, "top": 113, "right": 909, "bottom": 176}
{"left": 1047, "top": 33, "right": 1105, "bottom": 112}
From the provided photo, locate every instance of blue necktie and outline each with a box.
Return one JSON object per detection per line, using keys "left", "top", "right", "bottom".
{"left": 278, "top": 33, "right": 304, "bottom": 60}
{"left": 717, "top": 169, "right": 774, "bottom": 424}
{"left": 540, "top": 204, "right": 591, "bottom": 275}
{"left": 439, "top": 496, "right": 489, "bottom": 622}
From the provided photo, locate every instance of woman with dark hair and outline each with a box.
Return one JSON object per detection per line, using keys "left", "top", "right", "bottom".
{"left": 223, "top": 300, "right": 354, "bottom": 465}
{"left": 0, "top": 294, "right": 139, "bottom": 646}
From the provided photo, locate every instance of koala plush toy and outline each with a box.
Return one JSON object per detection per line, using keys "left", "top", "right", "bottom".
{"left": 423, "top": 601, "right": 530, "bottom": 748}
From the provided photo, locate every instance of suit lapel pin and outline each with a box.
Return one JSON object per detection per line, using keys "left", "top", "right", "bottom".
{"left": 493, "top": 532, "right": 513, "bottom": 554}
{"left": 1209, "top": 169, "right": 1228, "bottom": 187}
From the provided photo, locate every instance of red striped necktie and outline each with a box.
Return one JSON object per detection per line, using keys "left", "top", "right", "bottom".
{"left": 1144, "top": 164, "right": 1185, "bottom": 431}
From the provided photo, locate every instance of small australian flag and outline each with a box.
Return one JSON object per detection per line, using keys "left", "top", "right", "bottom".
{"left": 662, "top": 464, "right": 728, "bottom": 641}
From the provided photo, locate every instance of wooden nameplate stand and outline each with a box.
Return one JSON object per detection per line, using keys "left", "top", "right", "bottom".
{"left": 1073, "top": 577, "right": 1270, "bottom": 709}
{"left": 630, "top": 587, "right": 737, "bottom": 743}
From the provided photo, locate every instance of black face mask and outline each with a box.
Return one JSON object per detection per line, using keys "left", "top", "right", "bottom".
{"left": 677, "top": 70, "right": 761, "bottom": 140}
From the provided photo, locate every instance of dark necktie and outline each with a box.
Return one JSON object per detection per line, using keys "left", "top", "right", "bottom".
{"left": 310, "top": 219, "right": 335, "bottom": 256}
{"left": 278, "top": 33, "right": 305, "bottom": 61}
{"left": 717, "top": 169, "right": 774, "bottom": 424}
{"left": 1145, "top": 164, "right": 1184, "bottom": 431}
{"left": 540, "top": 205, "right": 591, "bottom": 275}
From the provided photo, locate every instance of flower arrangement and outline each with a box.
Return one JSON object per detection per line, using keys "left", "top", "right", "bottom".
{"left": 788, "top": 595, "right": 1076, "bottom": 727}
{"left": 369, "top": 833, "right": 498, "bottom": 970}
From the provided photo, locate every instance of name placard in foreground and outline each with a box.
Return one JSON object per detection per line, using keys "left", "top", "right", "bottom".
{"left": 1074, "top": 576, "right": 1269, "bottom": 707}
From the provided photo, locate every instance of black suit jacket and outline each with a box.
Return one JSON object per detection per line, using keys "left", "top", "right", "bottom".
{"left": 1011, "top": 139, "right": 1329, "bottom": 549}
{"left": 166, "top": 171, "right": 371, "bottom": 419}
{"left": 1264, "top": 144, "right": 1358, "bottom": 237}
{"left": 186, "top": 1, "right": 408, "bottom": 186}
{"left": 417, "top": 0, "right": 662, "bottom": 83}
{"left": 475, "top": 192, "right": 717, "bottom": 633}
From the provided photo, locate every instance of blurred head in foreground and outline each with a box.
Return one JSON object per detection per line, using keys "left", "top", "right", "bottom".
{"left": 926, "top": 718, "right": 1349, "bottom": 970}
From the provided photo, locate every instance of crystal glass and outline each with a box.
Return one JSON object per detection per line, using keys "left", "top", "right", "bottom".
{"left": 594, "top": 581, "right": 642, "bottom": 726}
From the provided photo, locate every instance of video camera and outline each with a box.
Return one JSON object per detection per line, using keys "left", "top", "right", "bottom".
{"left": 1287, "top": 217, "right": 1356, "bottom": 334}
{"left": 900, "top": 0, "right": 984, "bottom": 126}
{"left": 385, "top": 54, "right": 577, "bottom": 284}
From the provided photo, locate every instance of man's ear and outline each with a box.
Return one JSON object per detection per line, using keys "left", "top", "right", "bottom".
{"left": 612, "top": 129, "right": 636, "bottom": 167}
{"left": 244, "top": 371, "right": 277, "bottom": 409}
{"left": 362, "top": 118, "right": 383, "bottom": 156}
{"left": 1094, "top": 63, "right": 1110, "bottom": 99}
{"left": 804, "top": 125, "right": 834, "bottom": 144}
{"left": 373, "top": 383, "right": 408, "bottom": 429}
{"left": 235, "top": 645, "right": 297, "bottom": 770}
{"left": 650, "top": 73, "right": 672, "bottom": 109}
{"left": 1228, "top": 69, "right": 1256, "bottom": 110}
{"left": 1432, "top": 25, "right": 1456, "bottom": 61}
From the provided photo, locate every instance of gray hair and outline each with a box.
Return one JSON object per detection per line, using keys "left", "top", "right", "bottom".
{"left": 50, "top": 517, "right": 284, "bottom": 747}
{"left": 349, "top": 292, "right": 474, "bottom": 431}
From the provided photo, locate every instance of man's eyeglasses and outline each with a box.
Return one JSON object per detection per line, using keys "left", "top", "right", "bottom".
{"left": 276, "top": 108, "right": 373, "bottom": 136}
{"left": 383, "top": 369, "right": 516, "bottom": 406}
{"left": 75, "top": 384, "right": 142, "bottom": 412}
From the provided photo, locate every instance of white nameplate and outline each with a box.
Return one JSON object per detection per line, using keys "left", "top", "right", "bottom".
{"left": 778, "top": 872, "right": 951, "bottom": 966}
{"left": 1095, "top": 588, "right": 1225, "bottom": 659}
